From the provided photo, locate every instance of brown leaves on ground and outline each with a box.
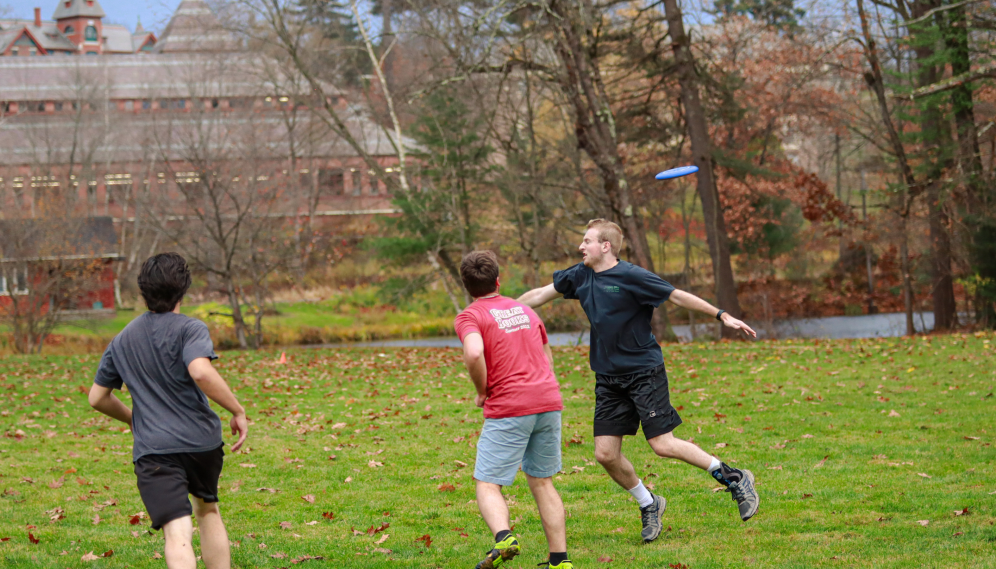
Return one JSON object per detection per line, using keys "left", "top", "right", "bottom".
{"left": 81, "top": 550, "right": 112, "bottom": 561}
{"left": 415, "top": 534, "right": 432, "bottom": 548}
{"left": 322, "top": 512, "right": 335, "bottom": 520}
{"left": 598, "top": 555, "right": 613, "bottom": 562}
{"left": 47, "top": 507, "right": 66, "bottom": 522}
{"left": 27, "top": 532, "right": 39, "bottom": 544}
{"left": 366, "top": 522, "right": 389, "bottom": 536}
{"left": 128, "top": 512, "right": 146, "bottom": 525}
{"left": 917, "top": 520, "right": 930, "bottom": 526}
{"left": 953, "top": 507, "right": 970, "bottom": 516}
{"left": 301, "top": 494, "right": 316, "bottom": 504}
{"left": 240, "top": 463, "right": 257, "bottom": 468}
{"left": 814, "top": 455, "right": 829, "bottom": 468}
{"left": 438, "top": 483, "right": 455, "bottom": 492}
{"left": 48, "top": 477, "right": 65, "bottom": 489}
{"left": 375, "top": 533, "right": 390, "bottom": 544}
{"left": 279, "top": 521, "right": 293, "bottom": 530}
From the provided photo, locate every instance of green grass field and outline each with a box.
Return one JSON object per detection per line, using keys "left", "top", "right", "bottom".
{"left": 1, "top": 334, "right": 994, "bottom": 568}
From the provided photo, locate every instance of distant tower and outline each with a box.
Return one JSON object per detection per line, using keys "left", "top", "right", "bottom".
{"left": 53, "top": 0, "right": 106, "bottom": 55}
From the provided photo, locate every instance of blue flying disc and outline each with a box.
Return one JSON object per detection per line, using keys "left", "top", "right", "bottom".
{"left": 655, "top": 165, "right": 699, "bottom": 180}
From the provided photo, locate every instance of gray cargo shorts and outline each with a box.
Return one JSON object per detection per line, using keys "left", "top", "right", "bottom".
{"left": 474, "top": 410, "right": 562, "bottom": 486}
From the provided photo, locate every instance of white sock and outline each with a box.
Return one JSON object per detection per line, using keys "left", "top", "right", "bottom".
{"left": 628, "top": 480, "right": 654, "bottom": 508}
{"left": 707, "top": 457, "right": 722, "bottom": 472}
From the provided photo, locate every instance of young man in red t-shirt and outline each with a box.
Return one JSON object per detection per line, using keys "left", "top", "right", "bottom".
{"left": 455, "top": 251, "right": 572, "bottom": 569}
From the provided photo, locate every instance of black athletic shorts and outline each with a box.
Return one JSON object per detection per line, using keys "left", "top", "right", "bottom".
{"left": 134, "top": 445, "right": 224, "bottom": 530}
{"left": 593, "top": 363, "right": 682, "bottom": 440}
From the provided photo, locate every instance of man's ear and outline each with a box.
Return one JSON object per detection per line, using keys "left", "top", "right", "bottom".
{"left": 495, "top": 276, "right": 501, "bottom": 290}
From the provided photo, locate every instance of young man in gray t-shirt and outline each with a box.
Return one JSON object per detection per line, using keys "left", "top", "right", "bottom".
{"left": 88, "top": 253, "right": 248, "bottom": 569}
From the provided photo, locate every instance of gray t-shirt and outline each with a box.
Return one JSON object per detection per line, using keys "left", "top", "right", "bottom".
{"left": 94, "top": 312, "right": 223, "bottom": 461}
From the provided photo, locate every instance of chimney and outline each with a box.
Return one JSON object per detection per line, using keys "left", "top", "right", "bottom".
{"left": 34, "top": 7, "right": 42, "bottom": 27}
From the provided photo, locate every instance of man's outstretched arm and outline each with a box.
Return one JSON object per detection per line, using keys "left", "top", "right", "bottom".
{"left": 517, "top": 283, "right": 560, "bottom": 308}
{"left": 668, "top": 289, "right": 757, "bottom": 338}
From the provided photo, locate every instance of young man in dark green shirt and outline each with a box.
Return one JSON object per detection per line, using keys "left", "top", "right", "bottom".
{"left": 518, "top": 219, "right": 759, "bottom": 543}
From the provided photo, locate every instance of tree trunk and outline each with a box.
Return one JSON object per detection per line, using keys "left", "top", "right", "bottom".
{"left": 910, "top": 0, "right": 956, "bottom": 330}
{"left": 225, "top": 277, "right": 249, "bottom": 350}
{"left": 900, "top": 217, "right": 915, "bottom": 336}
{"left": 662, "top": 0, "right": 742, "bottom": 338}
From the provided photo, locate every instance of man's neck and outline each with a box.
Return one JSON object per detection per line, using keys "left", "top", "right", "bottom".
{"left": 474, "top": 292, "right": 501, "bottom": 301}
{"left": 591, "top": 257, "right": 620, "bottom": 274}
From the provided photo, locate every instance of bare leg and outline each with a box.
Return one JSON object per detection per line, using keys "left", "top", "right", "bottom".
{"left": 646, "top": 431, "right": 714, "bottom": 470}
{"left": 525, "top": 474, "right": 566, "bottom": 553}
{"left": 162, "top": 516, "right": 196, "bottom": 569}
{"left": 193, "top": 497, "right": 231, "bottom": 569}
{"left": 594, "top": 435, "right": 640, "bottom": 490}
{"left": 476, "top": 481, "right": 510, "bottom": 537}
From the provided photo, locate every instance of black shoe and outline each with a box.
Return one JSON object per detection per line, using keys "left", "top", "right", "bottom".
{"left": 727, "top": 469, "right": 759, "bottom": 521}
{"left": 639, "top": 493, "right": 667, "bottom": 543}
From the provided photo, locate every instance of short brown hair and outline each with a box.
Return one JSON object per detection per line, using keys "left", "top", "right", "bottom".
{"left": 587, "top": 218, "right": 623, "bottom": 255}
{"left": 460, "top": 250, "right": 500, "bottom": 297}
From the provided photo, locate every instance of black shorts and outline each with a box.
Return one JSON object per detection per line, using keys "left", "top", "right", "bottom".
{"left": 594, "top": 363, "right": 682, "bottom": 440}
{"left": 134, "top": 445, "right": 224, "bottom": 530}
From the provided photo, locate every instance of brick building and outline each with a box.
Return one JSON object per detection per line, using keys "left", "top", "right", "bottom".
{"left": 0, "top": 0, "right": 400, "bottom": 223}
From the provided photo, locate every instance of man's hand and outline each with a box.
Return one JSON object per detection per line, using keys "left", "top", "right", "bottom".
{"left": 229, "top": 412, "right": 248, "bottom": 452}
{"left": 721, "top": 313, "right": 757, "bottom": 338}
{"left": 474, "top": 393, "right": 487, "bottom": 408}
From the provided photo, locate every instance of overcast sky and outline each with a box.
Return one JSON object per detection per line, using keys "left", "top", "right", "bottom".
{"left": 4, "top": 0, "right": 182, "bottom": 33}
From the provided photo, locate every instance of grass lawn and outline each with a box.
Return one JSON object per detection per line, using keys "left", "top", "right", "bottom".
{"left": 1, "top": 334, "right": 994, "bottom": 568}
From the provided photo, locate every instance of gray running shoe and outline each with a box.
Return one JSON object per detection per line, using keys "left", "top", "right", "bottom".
{"left": 639, "top": 493, "right": 667, "bottom": 542}
{"left": 727, "top": 469, "right": 759, "bottom": 521}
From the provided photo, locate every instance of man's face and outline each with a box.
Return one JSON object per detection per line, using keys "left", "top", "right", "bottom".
{"left": 579, "top": 228, "right": 607, "bottom": 267}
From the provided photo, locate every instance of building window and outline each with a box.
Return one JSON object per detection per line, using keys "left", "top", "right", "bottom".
{"left": 11, "top": 48, "right": 18, "bottom": 56}
{"left": 177, "top": 99, "right": 186, "bottom": 109}
{"left": 317, "top": 168, "right": 344, "bottom": 195}
{"left": 86, "top": 51, "right": 98, "bottom": 55}
{"left": 351, "top": 169, "right": 362, "bottom": 196}
{"left": 29, "top": 48, "right": 37, "bottom": 56}
{"left": 63, "top": 25, "right": 74, "bottom": 34}
{"left": 142, "top": 99, "right": 151, "bottom": 110}
{"left": 55, "top": 102, "right": 63, "bottom": 111}
{"left": 298, "top": 171, "right": 312, "bottom": 190}
{"left": 125, "top": 100, "right": 134, "bottom": 111}
{"left": 85, "top": 26, "right": 97, "bottom": 42}
{"left": 0, "top": 267, "right": 29, "bottom": 296}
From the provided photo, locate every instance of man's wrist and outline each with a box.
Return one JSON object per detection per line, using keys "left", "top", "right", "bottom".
{"left": 716, "top": 309, "right": 726, "bottom": 321}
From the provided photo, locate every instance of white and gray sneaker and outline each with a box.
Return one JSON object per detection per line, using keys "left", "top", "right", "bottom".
{"left": 639, "top": 494, "right": 667, "bottom": 542}
{"left": 727, "top": 469, "right": 759, "bottom": 521}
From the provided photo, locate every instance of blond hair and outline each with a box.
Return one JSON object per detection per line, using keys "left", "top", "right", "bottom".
{"left": 587, "top": 218, "right": 623, "bottom": 255}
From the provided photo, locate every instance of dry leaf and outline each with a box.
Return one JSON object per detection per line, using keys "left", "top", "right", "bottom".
{"left": 368, "top": 460, "right": 384, "bottom": 468}
{"left": 598, "top": 556, "right": 613, "bottom": 562}
{"left": 917, "top": 520, "right": 930, "bottom": 526}
{"left": 438, "top": 483, "right": 455, "bottom": 492}
{"left": 917, "top": 473, "right": 932, "bottom": 479}
{"left": 239, "top": 463, "right": 257, "bottom": 468}
{"left": 48, "top": 477, "right": 65, "bottom": 489}
{"left": 814, "top": 455, "right": 829, "bottom": 468}
{"left": 81, "top": 551, "right": 99, "bottom": 562}
{"left": 302, "top": 494, "right": 316, "bottom": 504}
{"left": 375, "top": 533, "right": 390, "bottom": 544}
{"left": 715, "top": 443, "right": 728, "bottom": 448}
{"left": 888, "top": 410, "right": 901, "bottom": 417}
{"left": 279, "top": 521, "right": 292, "bottom": 530}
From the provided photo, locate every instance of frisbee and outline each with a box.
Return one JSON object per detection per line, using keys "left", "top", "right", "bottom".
{"left": 655, "top": 165, "right": 699, "bottom": 180}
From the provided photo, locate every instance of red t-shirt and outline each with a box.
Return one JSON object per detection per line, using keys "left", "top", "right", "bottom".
{"left": 454, "top": 295, "right": 563, "bottom": 419}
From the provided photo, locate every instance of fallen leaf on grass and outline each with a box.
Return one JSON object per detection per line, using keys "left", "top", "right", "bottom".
{"left": 28, "top": 532, "right": 39, "bottom": 544}
{"left": 271, "top": 552, "right": 287, "bottom": 559}
{"left": 455, "top": 460, "right": 467, "bottom": 468}
{"left": 953, "top": 532, "right": 964, "bottom": 537}
{"left": 330, "top": 422, "right": 347, "bottom": 429}
{"left": 438, "top": 483, "right": 455, "bottom": 492}
{"left": 344, "top": 476, "right": 353, "bottom": 483}
{"left": 888, "top": 410, "right": 901, "bottom": 417}
{"left": 301, "top": 494, "right": 315, "bottom": 504}
{"left": 305, "top": 521, "right": 318, "bottom": 526}
{"left": 291, "top": 554, "right": 324, "bottom": 563}
{"left": 669, "top": 564, "right": 689, "bottom": 569}
{"left": 917, "top": 473, "right": 932, "bottom": 479}
{"left": 375, "top": 533, "right": 390, "bottom": 544}
{"left": 715, "top": 443, "right": 728, "bottom": 449}
{"left": 814, "top": 456, "right": 829, "bottom": 468}
{"left": 368, "top": 460, "right": 384, "bottom": 468}
{"left": 0, "top": 537, "right": 10, "bottom": 542}
{"left": 367, "top": 522, "right": 389, "bottom": 535}
{"left": 610, "top": 527, "right": 624, "bottom": 533}
{"left": 953, "top": 508, "right": 969, "bottom": 516}
{"left": 373, "top": 547, "right": 392, "bottom": 554}
{"left": 48, "top": 477, "right": 65, "bottom": 489}
{"left": 768, "top": 465, "right": 783, "bottom": 470}
{"left": 82, "top": 551, "right": 99, "bottom": 562}
{"left": 92, "top": 514, "right": 101, "bottom": 525}
{"left": 415, "top": 534, "right": 432, "bottom": 548}
{"left": 802, "top": 494, "right": 813, "bottom": 499}
{"left": 598, "top": 556, "right": 613, "bottom": 562}
{"left": 917, "top": 520, "right": 930, "bottom": 526}
{"left": 322, "top": 512, "right": 335, "bottom": 520}
{"left": 257, "top": 488, "right": 279, "bottom": 493}
{"left": 964, "top": 436, "right": 980, "bottom": 440}
{"left": 279, "top": 522, "right": 292, "bottom": 530}
{"left": 239, "top": 463, "right": 257, "bottom": 468}
{"left": 153, "top": 551, "right": 163, "bottom": 559}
